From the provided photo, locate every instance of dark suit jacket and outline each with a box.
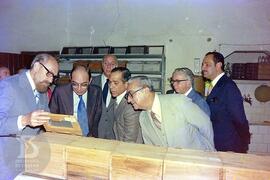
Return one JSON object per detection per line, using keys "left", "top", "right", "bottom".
{"left": 92, "top": 74, "right": 102, "bottom": 87}
{"left": 206, "top": 75, "right": 250, "bottom": 153}
{"left": 187, "top": 89, "right": 211, "bottom": 117}
{"left": 49, "top": 83, "right": 102, "bottom": 137}
{"left": 113, "top": 97, "right": 142, "bottom": 143}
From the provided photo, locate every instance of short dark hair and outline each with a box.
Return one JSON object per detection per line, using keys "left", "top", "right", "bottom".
{"left": 205, "top": 51, "right": 225, "bottom": 71}
{"left": 111, "top": 67, "right": 131, "bottom": 82}
{"left": 70, "top": 64, "right": 92, "bottom": 80}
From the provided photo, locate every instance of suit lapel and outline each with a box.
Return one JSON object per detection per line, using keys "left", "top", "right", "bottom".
{"left": 114, "top": 98, "right": 125, "bottom": 120}
{"left": 207, "top": 75, "right": 226, "bottom": 102}
{"left": 187, "top": 89, "right": 195, "bottom": 99}
{"left": 107, "top": 97, "right": 116, "bottom": 111}
{"left": 19, "top": 73, "right": 36, "bottom": 110}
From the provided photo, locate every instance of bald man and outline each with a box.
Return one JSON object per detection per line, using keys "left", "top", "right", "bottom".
{"left": 0, "top": 66, "right": 10, "bottom": 80}
{"left": 50, "top": 65, "right": 102, "bottom": 137}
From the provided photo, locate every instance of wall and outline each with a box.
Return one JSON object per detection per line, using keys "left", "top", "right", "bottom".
{"left": 1, "top": 0, "right": 270, "bottom": 90}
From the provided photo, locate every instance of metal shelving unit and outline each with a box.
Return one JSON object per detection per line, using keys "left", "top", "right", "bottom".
{"left": 58, "top": 45, "right": 166, "bottom": 93}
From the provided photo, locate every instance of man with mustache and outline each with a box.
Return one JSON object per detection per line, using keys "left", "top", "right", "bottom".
{"left": 0, "top": 53, "right": 59, "bottom": 179}
{"left": 202, "top": 51, "right": 250, "bottom": 153}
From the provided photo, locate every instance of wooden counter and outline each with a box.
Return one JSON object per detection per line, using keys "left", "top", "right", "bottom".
{"left": 25, "top": 133, "right": 270, "bottom": 179}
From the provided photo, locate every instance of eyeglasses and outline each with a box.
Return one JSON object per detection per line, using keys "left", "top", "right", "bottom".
{"left": 39, "top": 62, "right": 59, "bottom": 83}
{"left": 125, "top": 87, "right": 144, "bottom": 99}
{"left": 71, "top": 81, "right": 89, "bottom": 88}
{"left": 170, "top": 79, "right": 188, "bottom": 84}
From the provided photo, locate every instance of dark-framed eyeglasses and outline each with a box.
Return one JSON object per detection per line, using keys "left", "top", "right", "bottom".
{"left": 71, "top": 81, "right": 89, "bottom": 88}
{"left": 125, "top": 87, "right": 144, "bottom": 99}
{"left": 170, "top": 79, "right": 188, "bottom": 84}
{"left": 39, "top": 62, "right": 59, "bottom": 83}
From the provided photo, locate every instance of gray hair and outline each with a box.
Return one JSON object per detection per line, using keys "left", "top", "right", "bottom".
{"left": 173, "top": 67, "right": 194, "bottom": 87}
{"left": 30, "top": 53, "right": 57, "bottom": 69}
{"left": 128, "top": 75, "right": 154, "bottom": 91}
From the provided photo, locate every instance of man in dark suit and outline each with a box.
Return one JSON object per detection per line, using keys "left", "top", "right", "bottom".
{"left": 167, "top": 67, "right": 210, "bottom": 116}
{"left": 50, "top": 65, "right": 102, "bottom": 137}
{"left": 109, "top": 67, "right": 142, "bottom": 143}
{"left": 0, "top": 53, "right": 59, "bottom": 179}
{"left": 202, "top": 51, "right": 250, "bottom": 153}
{"left": 92, "top": 54, "right": 118, "bottom": 139}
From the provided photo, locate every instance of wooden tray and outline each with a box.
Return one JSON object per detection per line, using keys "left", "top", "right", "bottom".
{"left": 44, "top": 113, "right": 82, "bottom": 136}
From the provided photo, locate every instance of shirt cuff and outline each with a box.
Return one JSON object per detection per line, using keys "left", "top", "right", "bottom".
{"left": 17, "top": 115, "right": 25, "bottom": 130}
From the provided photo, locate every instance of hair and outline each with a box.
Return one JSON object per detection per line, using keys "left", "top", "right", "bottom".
{"left": 102, "top": 54, "right": 118, "bottom": 64}
{"left": 128, "top": 75, "right": 154, "bottom": 91}
{"left": 30, "top": 53, "right": 57, "bottom": 69}
{"left": 70, "top": 64, "right": 92, "bottom": 80}
{"left": 0, "top": 66, "right": 10, "bottom": 71}
{"left": 111, "top": 67, "right": 131, "bottom": 82}
{"left": 173, "top": 67, "right": 194, "bottom": 87}
{"left": 205, "top": 51, "right": 225, "bottom": 71}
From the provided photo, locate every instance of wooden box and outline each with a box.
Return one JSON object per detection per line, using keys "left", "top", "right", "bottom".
{"left": 218, "top": 152, "right": 270, "bottom": 179}
{"left": 66, "top": 137, "right": 120, "bottom": 179}
{"left": 163, "top": 148, "right": 223, "bottom": 180}
{"left": 24, "top": 133, "right": 80, "bottom": 179}
{"left": 111, "top": 143, "right": 167, "bottom": 179}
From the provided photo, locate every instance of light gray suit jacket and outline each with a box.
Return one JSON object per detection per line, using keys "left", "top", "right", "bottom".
{"left": 113, "top": 97, "right": 142, "bottom": 143}
{"left": 0, "top": 72, "right": 49, "bottom": 179}
{"left": 140, "top": 94, "right": 215, "bottom": 151}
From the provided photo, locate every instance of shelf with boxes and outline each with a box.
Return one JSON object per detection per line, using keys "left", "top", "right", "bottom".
{"left": 225, "top": 50, "right": 270, "bottom": 80}
{"left": 58, "top": 45, "right": 166, "bottom": 93}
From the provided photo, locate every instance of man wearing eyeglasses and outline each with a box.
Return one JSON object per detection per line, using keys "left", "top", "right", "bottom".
{"left": 167, "top": 67, "right": 210, "bottom": 117}
{"left": 109, "top": 67, "right": 142, "bottom": 143}
{"left": 126, "top": 76, "right": 215, "bottom": 151}
{"left": 0, "top": 53, "right": 59, "bottom": 179}
{"left": 49, "top": 65, "right": 102, "bottom": 138}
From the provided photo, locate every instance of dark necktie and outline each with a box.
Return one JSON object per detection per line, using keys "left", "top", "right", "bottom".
{"left": 102, "top": 79, "right": 109, "bottom": 103}
{"left": 77, "top": 95, "right": 89, "bottom": 136}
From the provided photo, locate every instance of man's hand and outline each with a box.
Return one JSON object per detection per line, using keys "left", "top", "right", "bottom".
{"left": 21, "top": 110, "right": 50, "bottom": 127}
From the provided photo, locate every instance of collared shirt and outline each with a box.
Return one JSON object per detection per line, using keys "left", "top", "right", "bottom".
{"left": 184, "top": 87, "right": 192, "bottom": 97}
{"left": 26, "top": 70, "right": 36, "bottom": 94}
{"left": 211, "top": 72, "right": 225, "bottom": 88}
{"left": 116, "top": 90, "right": 126, "bottom": 106}
{"left": 149, "top": 93, "right": 162, "bottom": 123}
{"left": 18, "top": 70, "right": 36, "bottom": 130}
{"left": 73, "top": 91, "right": 88, "bottom": 117}
{"left": 101, "top": 73, "right": 111, "bottom": 107}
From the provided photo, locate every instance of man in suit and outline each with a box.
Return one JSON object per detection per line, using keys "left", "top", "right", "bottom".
{"left": 109, "top": 67, "right": 142, "bottom": 143}
{"left": 0, "top": 66, "right": 10, "bottom": 80}
{"left": 168, "top": 67, "right": 210, "bottom": 116}
{"left": 202, "top": 51, "right": 250, "bottom": 153}
{"left": 92, "top": 54, "right": 118, "bottom": 139}
{"left": 50, "top": 65, "right": 102, "bottom": 137}
{"left": 126, "top": 76, "right": 215, "bottom": 151}
{"left": 0, "top": 53, "right": 59, "bottom": 179}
